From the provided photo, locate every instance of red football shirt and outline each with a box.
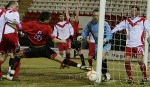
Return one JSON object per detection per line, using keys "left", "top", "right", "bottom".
{"left": 71, "top": 21, "right": 79, "bottom": 38}
{"left": 19, "top": 21, "right": 56, "bottom": 46}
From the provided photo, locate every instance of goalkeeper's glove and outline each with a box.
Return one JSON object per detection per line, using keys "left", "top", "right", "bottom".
{"left": 103, "top": 38, "right": 107, "bottom": 44}
{"left": 77, "top": 36, "right": 83, "bottom": 42}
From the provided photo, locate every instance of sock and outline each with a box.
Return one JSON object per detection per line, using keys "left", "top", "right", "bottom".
{"left": 9, "top": 58, "right": 14, "bottom": 66}
{"left": 125, "top": 61, "right": 133, "bottom": 80}
{"left": 8, "top": 58, "right": 14, "bottom": 74}
{"left": 13, "top": 63, "right": 21, "bottom": 78}
{"left": 66, "top": 53, "right": 70, "bottom": 59}
{"left": 139, "top": 63, "right": 147, "bottom": 80}
{"left": 79, "top": 54, "right": 85, "bottom": 66}
{"left": 102, "top": 59, "right": 108, "bottom": 74}
{"left": 10, "top": 56, "right": 20, "bottom": 77}
{"left": 63, "top": 59, "right": 78, "bottom": 67}
{"left": 0, "top": 60, "right": 3, "bottom": 77}
{"left": 60, "top": 54, "right": 64, "bottom": 67}
{"left": 88, "top": 59, "right": 93, "bottom": 66}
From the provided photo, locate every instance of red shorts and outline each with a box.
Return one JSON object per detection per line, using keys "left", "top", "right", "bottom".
{"left": 88, "top": 43, "right": 95, "bottom": 56}
{"left": 0, "top": 33, "right": 20, "bottom": 54}
{"left": 125, "top": 46, "right": 144, "bottom": 57}
{"left": 58, "top": 39, "right": 71, "bottom": 51}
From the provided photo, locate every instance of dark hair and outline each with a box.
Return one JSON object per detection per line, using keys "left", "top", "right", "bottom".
{"left": 39, "top": 12, "right": 50, "bottom": 22}
{"left": 92, "top": 8, "right": 99, "bottom": 13}
{"left": 70, "top": 14, "right": 75, "bottom": 17}
{"left": 131, "top": 6, "right": 140, "bottom": 11}
{"left": 58, "top": 13, "right": 65, "bottom": 16}
{"left": 5, "top": 1, "right": 16, "bottom": 9}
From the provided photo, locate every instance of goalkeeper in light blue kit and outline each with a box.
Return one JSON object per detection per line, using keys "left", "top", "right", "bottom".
{"left": 77, "top": 9, "right": 112, "bottom": 81}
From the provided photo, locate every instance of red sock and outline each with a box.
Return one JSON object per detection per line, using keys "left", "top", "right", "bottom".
{"left": 63, "top": 59, "right": 77, "bottom": 67}
{"left": 66, "top": 53, "right": 70, "bottom": 59}
{"left": 88, "top": 59, "right": 93, "bottom": 66}
{"left": 140, "top": 63, "right": 147, "bottom": 80}
{"left": 13, "top": 63, "right": 21, "bottom": 78}
{"left": 125, "top": 61, "right": 133, "bottom": 80}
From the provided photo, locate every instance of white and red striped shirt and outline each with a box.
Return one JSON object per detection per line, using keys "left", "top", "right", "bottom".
{"left": 4, "top": 8, "right": 20, "bottom": 34}
{"left": 112, "top": 16, "right": 150, "bottom": 47}
{"left": 0, "top": 8, "right": 6, "bottom": 42}
{"left": 53, "top": 21, "right": 74, "bottom": 40}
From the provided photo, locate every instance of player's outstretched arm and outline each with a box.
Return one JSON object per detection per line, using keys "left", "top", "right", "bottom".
{"left": 52, "top": 38, "right": 66, "bottom": 44}
{"left": 65, "top": 0, "right": 70, "bottom": 21}
{"left": 111, "top": 20, "right": 126, "bottom": 33}
{"left": 6, "top": 23, "right": 17, "bottom": 29}
{"left": 75, "top": 0, "right": 79, "bottom": 22}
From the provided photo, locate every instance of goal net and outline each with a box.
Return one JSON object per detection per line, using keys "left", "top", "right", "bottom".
{"left": 97, "top": 0, "right": 150, "bottom": 85}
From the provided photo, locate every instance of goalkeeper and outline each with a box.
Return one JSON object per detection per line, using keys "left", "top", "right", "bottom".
{"left": 77, "top": 9, "right": 112, "bottom": 81}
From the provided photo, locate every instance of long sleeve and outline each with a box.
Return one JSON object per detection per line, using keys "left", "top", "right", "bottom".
{"left": 5, "top": 10, "right": 20, "bottom": 24}
{"left": 111, "top": 20, "right": 126, "bottom": 33}
{"left": 68, "top": 23, "right": 74, "bottom": 36}
{"left": 53, "top": 26, "right": 58, "bottom": 37}
{"left": 144, "top": 20, "right": 150, "bottom": 36}
{"left": 104, "top": 21, "right": 112, "bottom": 42}
{"left": 81, "top": 22, "right": 90, "bottom": 39}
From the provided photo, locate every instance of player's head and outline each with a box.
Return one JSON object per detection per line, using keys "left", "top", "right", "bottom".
{"left": 69, "top": 14, "right": 75, "bottom": 23}
{"left": 130, "top": 6, "right": 140, "bottom": 17}
{"left": 58, "top": 13, "right": 65, "bottom": 22}
{"left": 5, "top": 1, "right": 19, "bottom": 11}
{"left": 39, "top": 12, "right": 50, "bottom": 24}
{"left": 92, "top": 9, "right": 99, "bottom": 23}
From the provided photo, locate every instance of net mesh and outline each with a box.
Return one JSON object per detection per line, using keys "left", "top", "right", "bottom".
{"left": 105, "top": 0, "right": 150, "bottom": 85}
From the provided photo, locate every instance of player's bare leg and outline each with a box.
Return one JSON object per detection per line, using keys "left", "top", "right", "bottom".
{"left": 88, "top": 56, "right": 93, "bottom": 67}
{"left": 137, "top": 55, "right": 147, "bottom": 84}
{"left": 59, "top": 51, "right": 65, "bottom": 69}
{"left": 64, "top": 49, "right": 71, "bottom": 68}
{"left": 3, "top": 51, "right": 22, "bottom": 81}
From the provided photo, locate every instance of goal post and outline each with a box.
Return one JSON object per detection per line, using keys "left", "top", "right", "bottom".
{"left": 144, "top": 0, "right": 150, "bottom": 68}
{"left": 95, "top": 0, "right": 106, "bottom": 84}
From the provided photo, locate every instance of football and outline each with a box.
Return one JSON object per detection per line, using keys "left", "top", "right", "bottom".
{"left": 86, "top": 70, "right": 98, "bottom": 82}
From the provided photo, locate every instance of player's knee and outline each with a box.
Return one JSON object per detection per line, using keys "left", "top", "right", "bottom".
{"left": 88, "top": 56, "right": 93, "bottom": 60}
{"left": 137, "top": 59, "right": 143, "bottom": 64}
{"left": 125, "top": 58, "right": 130, "bottom": 62}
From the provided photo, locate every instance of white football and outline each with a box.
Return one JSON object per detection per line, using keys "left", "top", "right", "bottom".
{"left": 87, "top": 70, "right": 98, "bottom": 82}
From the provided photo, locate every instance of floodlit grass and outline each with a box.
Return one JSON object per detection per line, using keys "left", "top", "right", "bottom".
{"left": 0, "top": 58, "right": 150, "bottom": 87}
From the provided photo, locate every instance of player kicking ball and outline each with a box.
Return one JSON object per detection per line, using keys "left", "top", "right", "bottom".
{"left": 3, "top": 12, "right": 88, "bottom": 81}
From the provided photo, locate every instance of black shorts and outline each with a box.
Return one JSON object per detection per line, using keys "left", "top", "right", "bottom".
{"left": 23, "top": 45, "right": 56, "bottom": 59}
{"left": 71, "top": 38, "right": 81, "bottom": 51}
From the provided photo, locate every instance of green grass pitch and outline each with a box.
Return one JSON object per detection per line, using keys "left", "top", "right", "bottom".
{"left": 0, "top": 57, "right": 150, "bottom": 87}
